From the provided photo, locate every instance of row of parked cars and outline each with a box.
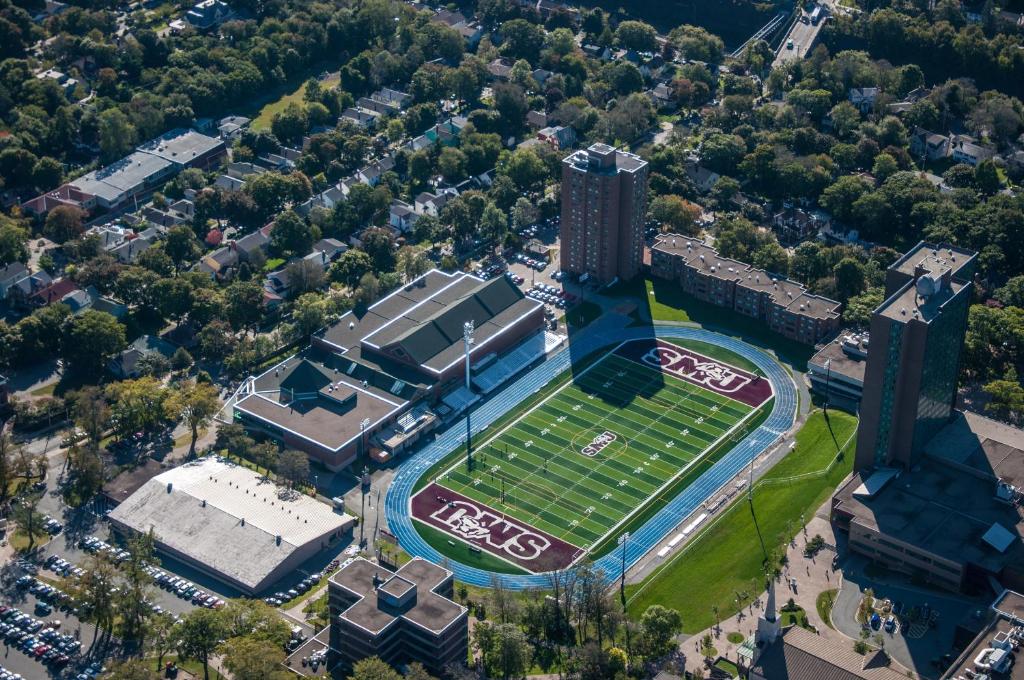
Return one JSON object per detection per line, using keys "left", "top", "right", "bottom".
{"left": 264, "top": 558, "right": 342, "bottom": 607}
{"left": 527, "top": 284, "right": 575, "bottom": 309}
{"left": 18, "top": 573, "right": 77, "bottom": 617}
{"left": 152, "top": 571, "right": 224, "bottom": 610}
{"left": 79, "top": 536, "right": 132, "bottom": 564}
{"left": 515, "top": 253, "right": 548, "bottom": 271}
{"left": 0, "top": 603, "right": 80, "bottom": 668}
{"left": 45, "top": 554, "right": 85, "bottom": 580}
{"left": 40, "top": 515, "right": 63, "bottom": 535}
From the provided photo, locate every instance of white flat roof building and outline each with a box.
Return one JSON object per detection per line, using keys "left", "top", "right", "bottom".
{"left": 108, "top": 456, "right": 354, "bottom": 594}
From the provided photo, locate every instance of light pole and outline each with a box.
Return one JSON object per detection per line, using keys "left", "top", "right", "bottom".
{"left": 618, "top": 531, "right": 630, "bottom": 611}
{"left": 358, "top": 418, "right": 370, "bottom": 548}
{"left": 823, "top": 358, "right": 832, "bottom": 414}
{"left": 463, "top": 321, "right": 475, "bottom": 472}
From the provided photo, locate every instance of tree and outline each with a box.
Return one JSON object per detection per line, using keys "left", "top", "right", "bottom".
{"left": 650, "top": 195, "right": 700, "bottom": 235}
{"left": 975, "top": 159, "right": 1001, "bottom": 195}
{"left": 224, "top": 280, "right": 265, "bottom": 332}
{"left": 178, "top": 608, "right": 225, "bottom": 680}
{"left": 637, "top": 605, "right": 682, "bottom": 659}
{"left": 118, "top": 530, "right": 156, "bottom": 644}
{"left": 500, "top": 19, "right": 545, "bottom": 60}
{"left": 171, "top": 347, "right": 194, "bottom": 371}
{"left": 63, "top": 311, "right": 126, "bottom": 377}
{"left": 474, "top": 621, "right": 532, "bottom": 680}
{"left": 106, "top": 377, "right": 169, "bottom": 436}
{"left": 0, "top": 216, "right": 28, "bottom": 266}
{"left": 833, "top": 257, "right": 867, "bottom": 303}
{"left": 146, "top": 613, "right": 179, "bottom": 673}
{"left": 284, "top": 258, "right": 327, "bottom": 297}
{"left": 292, "top": 292, "right": 331, "bottom": 339}
{"left": 820, "top": 176, "right": 870, "bottom": 223}
{"left": 871, "top": 153, "right": 899, "bottom": 182}
{"left": 12, "top": 492, "right": 42, "bottom": 550}
{"left": 615, "top": 20, "right": 657, "bottom": 51}
{"left": 502, "top": 148, "right": 547, "bottom": 193}
{"left": 74, "top": 554, "right": 118, "bottom": 643}
{"left": 219, "top": 598, "right": 291, "bottom": 646}
{"left": 271, "top": 210, "right": 317, "bottom": 257}
{"left": 995, "top": 276, "right": 1024, "bottom": 308}
{"left": 0, "top": 432, "right": 32, "bottom": 509}
{"left": 165, "top": 225, "right": 199, "bottom": 270}
{"left": 843, "top": 287, "right": 883, "bottom": 327}
{"left": 221, "top": 637, "right": 290, "bottom": 680}
{"left": 278, "top": 449, "right": 310, "bottom": 488}
{"left": 437, "top": 147, "right": 467, "bottom": 182}
{"left": 361, "top": 227, "right": 396, "bottom": 272}
{"left": 107, "top": 660, "right": 161, "bottom": 680}
{"left": 349, "top": 657, "right": 402, "bottom": 680}
{"left": 331, "top": 249, "right": 374, "bottom": 287}
{"left": 985, "top": 373, "right": 1024, "bottom": 424}
{"left": 43, "top": 205, "right": 85, "bottom": 243}
{"left": 98, "top": 108, "right": 137, "bottom": 162}
{"left": 165, "top": 380, "right": 220, "bottom": 457}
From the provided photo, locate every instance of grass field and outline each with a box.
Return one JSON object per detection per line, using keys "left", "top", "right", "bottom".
{"left": 625, "top": 409, "right": 857, "bottom": 632}
{"left": 251, "top": 73, "right": 340, "bottom": 131}
{"left": 419, "top": 339, "right": 766, "bottom": 567}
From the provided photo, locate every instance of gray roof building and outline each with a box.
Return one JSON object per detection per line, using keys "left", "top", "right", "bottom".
{"left": 108, "top": 456, "right": 354, "bottom": 594}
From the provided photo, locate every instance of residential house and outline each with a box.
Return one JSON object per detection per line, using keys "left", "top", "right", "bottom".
{"left": 848, "top": 87, "right": 879, "bottom": 114}
{"left": 414, "top": 191, "right": 451, "bottom": 217}
{"left": 950, "top": 135, "right": 997, "bottom": 166}
{"left": 536, "top": 125, "right": 576, "bottom": 150}
{"left": 909, "top": 128, "right": 951, "bottom": 162}
{"left": 372, "top": 88, "right": 412, "bottom": 110}
{"left": 108, "top": 335, "right": 178, "bottom": 379}
{"left": 185, "top": 0, "right": 231, "bottom": 29}
{"left": 312, "top": 238, "right": 347, "bottom": 262}
{"left": 526, "top": 110, "right": 548, "bottom": 130}
{"left": 233, "top": 224, "right": 274, "bottom": 261}
{"left": 648, "top": 82, "right": 676, "bottom": 111}
{"left": 217, "top": 115, "right": 251, "bottom": 140}
{"left": 389, "top": 200, "right": 419, "bottom": 233}
{"left": 487, "top": 58, "right": 514, "bottom": 81}
{"left": 5, "top": 269, "right": 52, "bottom": 307}
{"left": 197, "top": 247, "right": 239, "bottom": 278}
{"left": 772, "top": 207, "right": 829, "bottom": 246}
{"left": 532, "top": 68, "right": 553, "bottom": 86}
{"left": 86, "top": 224, "right": 133, "bottom": 251}
{"left": 341, "top": 107, "right": 383, "bottom": 130}
{"left": 27, "top": 278, "right": 79, "bottom": 308}
{"left": 0, "top": 263, "right": 29, "bottom": 300}
{"left": 684, "top": 159, "right": 721, "bottom": 194}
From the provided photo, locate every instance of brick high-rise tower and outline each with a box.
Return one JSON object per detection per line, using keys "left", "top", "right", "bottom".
{"left": 560, "top": 143, "right": 649, "bottom": 284}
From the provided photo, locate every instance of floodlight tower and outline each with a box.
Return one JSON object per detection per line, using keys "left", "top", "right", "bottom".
{"left": 464, "top": 320, "right": 475, "bottom": 472}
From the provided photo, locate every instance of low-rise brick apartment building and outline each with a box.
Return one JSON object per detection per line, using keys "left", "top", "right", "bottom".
{"left": 650, "top": 235, "right": 841, "bottom": 344}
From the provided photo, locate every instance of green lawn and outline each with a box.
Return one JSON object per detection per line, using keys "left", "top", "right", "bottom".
{"left": 643, "top": 278, "right": 692, "bottom": 323}
{"left": 626, "top": 409, "right": 857, "bottom": 632}
{"left": 251, "top": 73, "right": 340, "bottom": 130}
{"left": 817, "top": 588, "right": 838, "bottom": 629}
{"left": 414, "top": 520, "right": 528, "bottom": 575}
{"left": 566, "top": 300, "right": 602, "bottom": 328}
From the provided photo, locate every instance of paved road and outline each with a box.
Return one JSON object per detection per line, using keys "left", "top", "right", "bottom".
{"left": 772, "top": 3, "right": 834, "bottom": 69}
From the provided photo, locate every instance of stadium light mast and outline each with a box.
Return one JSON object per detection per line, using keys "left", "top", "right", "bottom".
{"left": 823, "top": 358, "right": 832, "bottom": 414}
{"left": 618, "top": 531, "right": 630, "bottom": 611}
{"left": 464, "top": 320, "right": 475, "bottom": 472}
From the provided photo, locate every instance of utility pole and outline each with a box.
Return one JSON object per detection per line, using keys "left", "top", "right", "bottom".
{"left": 463, "top": 321, "right": 475, "bottom": 472}
{"left": 618, "top": 532, "right": 630, "bottom": 612}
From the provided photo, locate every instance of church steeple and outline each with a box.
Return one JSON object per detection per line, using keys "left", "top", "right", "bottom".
{"left": 755, "top": 577, "right": 781, "bottom": 649}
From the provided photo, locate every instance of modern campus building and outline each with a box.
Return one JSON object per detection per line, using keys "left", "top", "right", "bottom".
{"left": 833, "top": 409, "right": 1024, "bottom": 593}
{"left": 228, "top": 269, "right": 548, "bottom": 470}
{"left": 806, "top": 331, "right": 869, "bottom": 407}
{"left": 560, "top": 143, "right": 649, "bottom": 284}
{"left": 854, "top": 242, "right": 977, "bottom": 471}
{"left": 650, "top": 235, "right": 841, "bottom": 344}
{"left": 943, "top": 589, "right": 1024, "bottom": 679}
{"left": 327, "top": 557, "right": 468, "bottom": 676}
{"left": 107, "top": 456, "right": 354, "bottom": 594}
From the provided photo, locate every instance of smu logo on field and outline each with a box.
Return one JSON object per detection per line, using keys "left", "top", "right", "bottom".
{"left": 431, "top": 500, "right": 551, "bottom": 561}
{"left": 641, "top": 346, "right": 751, "bottom": 393}
{"left": 581, "top": 431, "right": 617, "bottom": 457}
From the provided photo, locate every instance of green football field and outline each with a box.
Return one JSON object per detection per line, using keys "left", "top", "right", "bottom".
{"left": 431, "top": 343, "right": 758, "bottom": 551}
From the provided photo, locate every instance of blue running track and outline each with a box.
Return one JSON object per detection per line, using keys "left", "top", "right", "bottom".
{"left": 384, "top": 325, "right": 798, "bottom": 589}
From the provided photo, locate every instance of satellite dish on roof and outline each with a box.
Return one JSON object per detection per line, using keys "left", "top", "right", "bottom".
{"left": 916, "top": 274, "right": 939, "bottom": 298}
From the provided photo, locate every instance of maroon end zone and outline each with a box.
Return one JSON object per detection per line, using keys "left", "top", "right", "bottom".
{"left": 412, "top": 483, "right": 581, "bottom": 573}
{"left": 615, "top": 339, "right": 773, "bottom": 408}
